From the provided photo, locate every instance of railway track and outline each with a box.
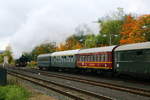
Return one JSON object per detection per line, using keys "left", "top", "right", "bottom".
{"left": 8, "top": 67, "right": 150, "bottom": 98}
{"left": 36, "top": 70, "right": 150, "bottom": 97}
{"left": 7, "top": 68, "right": 113, "bottom": 100}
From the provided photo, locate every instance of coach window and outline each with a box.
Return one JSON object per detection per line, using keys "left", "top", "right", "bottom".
{"left": 91, "top": 56, "right": 93, "bottom": 61}
{"left": 83, "top": 56, "right": 85, "bottom": 62}
{"left": 98, "top": 55, "right": 100, "bottom": 62}
{"left": 83, "top": 56, "right": 85, "bottom": 61}
{"left": 99, "top": 55, "right": 101, "bottom": 62}
{"left": 80, "top": 56, "right": 83, "bottom": 61}
{"left": 96, "top": 55, "right": 98, "bottom": 61}
{"left": 70, "top": 56, "right": 72, "bottom": 62}
{"left": 80, "top": 56, "right": 82, "bottom": 61}
{"left": 86, "top": 56, "right": 88, "bottom": 61}
{"left": 94, "top": 55, "right": 96, "bottom": 61}
{"left": 92, "top": 55, "right": 94, "bottom": 61}
{"left": 89, "top": 56, "right": 91, "bottom": 61}
{"left": 101, "top": 54, "right": 104, "bottom": 62}
{"left": 57, "top": 56, "right": 59, "bottom": 62}
{"left": 79, "top": 56, "right": 82, "bottom": 61}
{"left": 84, "top": 56, "right": 86, "bottom": 61}
{"left": 103, "top": 54, "right": 105, "bottom": 61}
{"left": 88, "top": 55, "right": 90, "bottom": 61}
{"left": 97, "top": 55, "right": 99, "bottom": 61}
{"left": 105, "top": 54, "right": 108, "bottom": 61}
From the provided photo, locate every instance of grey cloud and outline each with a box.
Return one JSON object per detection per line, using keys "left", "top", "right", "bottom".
{"left": 0, "top": 0, "right": 149, "bottom": 58}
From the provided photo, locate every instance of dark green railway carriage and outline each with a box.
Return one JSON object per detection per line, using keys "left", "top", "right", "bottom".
{"left": 51, "top": 49, "right": 79, "bottom": 68}
{"left": 37, "top": 54, "right": 51, "bottom": 69}
{"left": 114, "top": 42, "right": 150, "bottom": 78}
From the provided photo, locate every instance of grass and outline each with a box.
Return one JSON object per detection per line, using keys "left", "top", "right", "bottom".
{"left": 0, "top": 85, "right": 30, "bottom": 100}
{"left": 0, "top": 76, "right": 30, "bottom": 100}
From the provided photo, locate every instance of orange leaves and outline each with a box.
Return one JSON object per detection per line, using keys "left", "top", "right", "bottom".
{"left": 56, "top": 36, "right": 83, "bottom": 51}
{"left": 56, "top": 43, "right": 66, "bottom": 51}
{"left": 120, "top": 14, "right": 150, "bottom": 44}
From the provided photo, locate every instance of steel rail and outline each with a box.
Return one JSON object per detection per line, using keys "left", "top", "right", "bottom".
{"left": 8, "top": 69, "right": 113, "bottom": 100}
{"left": 22, "top": 68, "right": 150, "bottom": 98}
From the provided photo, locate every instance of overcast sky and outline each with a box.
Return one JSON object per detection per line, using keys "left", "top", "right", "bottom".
{"left": 0, "top": 0, "right": 149, "bottom": 58}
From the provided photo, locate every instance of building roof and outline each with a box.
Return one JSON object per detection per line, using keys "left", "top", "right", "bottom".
{"left": 115, "top": 42, "right": 150, "bottom": 51}
{"left": 78, "top": 45, "right": 117, "bottom": 54}
{"left": 51, "top": 49, "right": 80, "bottom": 56}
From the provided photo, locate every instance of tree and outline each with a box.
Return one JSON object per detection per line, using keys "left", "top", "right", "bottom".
{"left": 31, "top": 42, "right": 56, "bottom": 60}
{"left": 120, "top": 14, "right": 149, "bottom": 44}
{"left": 84, "top": 34, "right": 97, "bottom": 48}
{"left": 0, "top": 54, "right": 3, "bottom": 63}
{"left": 3, "top": 45, "right": 13, "bottom": 64}
{"left": 56, "top": 35, "right": 83, "bottom": 51}
{"left": 98, "top": 8, "right": 125, "bottom": 45}
{"left": 136, "top": 14, "right": 150, "bottom": 41}
{"left": 99, "top": 20, "right": 123, "bottom": 45}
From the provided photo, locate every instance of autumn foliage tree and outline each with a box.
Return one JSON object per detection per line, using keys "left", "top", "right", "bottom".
{"left": 120, "top": 14, "right": 150, "bottom": 44}
{"left": 31, "top": 42, "right": 56, "bottom": 60}
{"left": 136, "top": 14, "right": 150, "bottom": 41}
{"left": 56, "top": 35, "right": 82, "bottom": 51}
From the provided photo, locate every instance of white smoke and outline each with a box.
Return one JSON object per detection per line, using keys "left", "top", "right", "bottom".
{"left": 0, "top": 0, "right": 149, "bottom": 58}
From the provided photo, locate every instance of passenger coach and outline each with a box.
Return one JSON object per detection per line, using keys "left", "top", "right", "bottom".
{"left": 51, "top": 49, "right": 79, "bottom": 69}
{"left": 76, "top": 46, "right": 117, "bottom": 72}
{"left": 37, "top": 54, "right": 51, "bottom": 70}
{"left": 114, "top": 42, "right": 150, "bottom": 78}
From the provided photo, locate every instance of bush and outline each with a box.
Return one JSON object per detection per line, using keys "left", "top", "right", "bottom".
{"left": 0, "top": 85, "right": 30, "bottom": 100}
{"left": 27, "top": 61, "right": 37, "bottom": 68}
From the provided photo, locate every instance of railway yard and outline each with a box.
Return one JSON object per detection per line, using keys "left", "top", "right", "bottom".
{"left": 0, "top": 1, "right": 149, "bottom": 100}
{"left": 5, "top": 66, "right": 150, "bottom": 100}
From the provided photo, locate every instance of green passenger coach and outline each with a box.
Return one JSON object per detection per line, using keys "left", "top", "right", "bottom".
{"left": 51, "top": 49, "right": 79, "bottom": 68}
{"left": 114, "top": 42, "right": 150, "bottom": 78}
{"left": 37, "top": 54, "right": 51, "bottom": 69}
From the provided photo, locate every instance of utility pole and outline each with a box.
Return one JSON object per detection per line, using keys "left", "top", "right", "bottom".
{"left": 109, "top": 32, "right": 112, "bottom": 45}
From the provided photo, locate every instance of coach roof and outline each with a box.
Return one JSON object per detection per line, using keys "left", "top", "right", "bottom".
{"left": 115, "top": 42, "right": 150, "bottom": 51}
{"left": 51, "top": 49, "right": 80, "bottom": 56}
{"left": 78, "top": 45, "right": 117, "bottom": 54}
{"left": 38, "top": 53, "right": 51, "bottom": 58}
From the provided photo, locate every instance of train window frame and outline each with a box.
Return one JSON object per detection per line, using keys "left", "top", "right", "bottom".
{"left": 105, "top": 54, "right": 108, "bottom": 62}
{"left": 79, "top": 56, "right": 82, "bottom": 61}
{"left": 99, "top": 55, "right": 101, "bottom": 62}
{"left": 81, "top": 56, "right": 83, "bottom": 61}
{"left": 102, "top": 54, "right": 104, "bottom": 62}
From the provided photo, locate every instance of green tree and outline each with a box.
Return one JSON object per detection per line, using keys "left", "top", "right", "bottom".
{"left": 99, "top": 20, "right": 123, "bottom": 45}
{"left": 84, "top": 34, "right": 97, "bottom": 48}
{"left": 98, "top": 8, "right": 125, "bottom": 45}
{"left": 31, "top": 42, "right": 56, "bottom": 60}
{"left": 0, "top": 54, "right": 4, "bottom": 63}
{"left": 3, "top": 45, "right": 13, "bottom": 64}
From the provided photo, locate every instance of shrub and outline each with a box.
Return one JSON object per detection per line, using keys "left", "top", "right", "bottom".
{"left": 27, "top": 61, "right": 37, "bottom": 68}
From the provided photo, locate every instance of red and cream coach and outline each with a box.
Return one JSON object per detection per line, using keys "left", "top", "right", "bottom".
{"left": 76, "top": 46, "right": 117, "bottom": 72}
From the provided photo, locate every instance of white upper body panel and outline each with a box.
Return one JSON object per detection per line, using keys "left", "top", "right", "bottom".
{"left": 78, "top": 45, "right": 117, "bottom": 54}
{"left": 115, "top": 42, "right": 150, "bottom": 51}
{"left": 51, "top": 49, "right": 80, "bottom": 56}
{"left": 37, "top": 53, "right": 51, "bottom": 58}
